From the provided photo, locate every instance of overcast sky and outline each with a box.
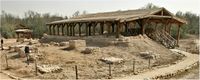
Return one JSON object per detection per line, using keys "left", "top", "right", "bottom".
{"left": 1, "top": 0, "right": 200, "bottom": 18}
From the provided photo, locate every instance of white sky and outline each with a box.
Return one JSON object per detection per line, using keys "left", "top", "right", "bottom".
{"left": 1, "top": 0, "right": 200, "bottom": 18}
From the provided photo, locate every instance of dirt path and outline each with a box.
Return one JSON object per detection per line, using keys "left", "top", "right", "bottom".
{"left": 0, "top": 72, "right": 12, "bottom": 79}
{"left": 118, "top": 49, "right": 199, "bottom": 79}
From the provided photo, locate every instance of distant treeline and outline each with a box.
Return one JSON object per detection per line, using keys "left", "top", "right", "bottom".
{"left": 0, "top": 3, "right": 199, "bottom": 38}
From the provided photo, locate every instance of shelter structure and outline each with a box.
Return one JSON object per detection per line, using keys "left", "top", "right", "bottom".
{"left": 15, "top": 24, "right": 33, "bottom": 40}
{"left": 46, "top": 8, "right": 187, "bottom": 45}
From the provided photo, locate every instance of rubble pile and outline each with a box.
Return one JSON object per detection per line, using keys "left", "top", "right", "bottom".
{"left": 99, "top": 57, "right": 124, "bottom": 64}
{"left": 59, "top": 42, "right": 69, "bottom": 46}
{"left": 69, "top": 40, "right": 86, "bottom": 49}
{"left": 139, "top": 51, "right": 156, "bottom": 59}
{"left": 82, "top": 47, "right": 100, "bottom": 54}
{"left": 37, "top": 64, "right": 62, "bottom": 73}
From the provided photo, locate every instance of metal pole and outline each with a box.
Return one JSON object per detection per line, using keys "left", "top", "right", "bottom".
{"left": 75, "top": 65, "right": 78, "bottom": 79}
{"left": 5, "top": 54, "right": 8, "bottom": 69}
{"left": 148, "top": 58, "right": 151, "bottom": 69}
{"left": 35, "top": 59, "right": 38, "bottom": 76}
{"left": 133, "top": 59, "right": 135, "bottom": 73}
{"left": 108, "top": 63, "right": 112, "bottom": 79}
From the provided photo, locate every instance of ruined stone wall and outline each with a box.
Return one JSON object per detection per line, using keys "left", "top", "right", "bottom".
{"left": 39, "top": 35, "right": 116, "bottom": 47}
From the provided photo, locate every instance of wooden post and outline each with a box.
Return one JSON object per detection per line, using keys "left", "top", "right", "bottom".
{"left": 148, "top": 57, "right": 151, "bottom": 69}
{"left": 100, "top": 22, "right": 104, "bottom": 35}
{"left": 17, "top": 33, "right": 19, "bottom": 40}
{"left": 75, "top": 65, "right": 78, "bottom": 79}
{"left": 78, "top": 23, "right": 82, "bottom": 36}
{"left": 53, "top": 25, "right": 56, "bottom": 35}
{"left": 72, "top": 23, "right": 76, "bottom": 36}
{"left": 86, "top": 23, "right": 88, "bottom": 36}
{"left": 57, "top": 25, "right": 60, "bottom": 35}
{"left": 168, "top": 24, "right": 172, "bottom": 34}
{"left": 155, "top": 23, "right": 158, "bottom": 31}
{"left": 72, "top": 26, "right": 74, "bottom": 36}
{"left": 137, "top": 20, "right": 145, "bottom": 35}
{"left": 125, "top": 22, "right": 128, "bottom": 33}
{"left": 107, "top": 23, "right": 111, "bottom": 34}
{"left": 35, "top": 58, "right": 38, "bottom": 76}
{"left": 49, "top": 25, "right": 52, "bottom": 35}
{"left": 92, "top": 23, "right": 98, "bottom": 35}
{"left": 66, "top": 24, "right": 69, "bottom": 36}
{"left": 5, "top": 54, "right": 8, "bottom": 69}
{"left": 133, "top": 59, "right": 135, "bottom": 73}
{"left": 111, "top": 22, "right": 115, "bottom": 33}
{"left": 141, "top": 21, "right": 145, "bottom": 35}
{"left": 61, "top": 24, "right": 65, "bottom": 36}
{"left": 177, "top": 24, "right": 181, "bottom": 46}
{"left": 164, "top": 24, "right": 167, "bottom": 31}
{"left": 89, "top": 23, "right": 91, "bottom": 36}
{"left": 70, "top": 24, "right": 72, "bottom": 36}
{"left": 116, "top": 21, "right": 120, "bottom": 38}
{"left": 108, "top": 63, "right": 112, "bottom": 79}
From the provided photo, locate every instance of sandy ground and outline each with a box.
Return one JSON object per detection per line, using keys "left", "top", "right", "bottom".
{"left": 0, "top": 72, "right": 11, "bottom": 79}
{"left": 0, "top": 35, "right": 199, "bottom": 79}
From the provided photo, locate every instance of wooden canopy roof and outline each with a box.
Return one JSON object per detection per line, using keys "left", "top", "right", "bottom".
{"left": 15, "top": 24, "right": 32, "bottom": 33}
{"left": 47, "top": 8, "right": 187, "bottom": 25}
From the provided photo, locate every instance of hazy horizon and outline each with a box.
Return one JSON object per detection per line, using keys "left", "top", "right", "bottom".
{"left": 1, "top": 0, "right": 200, "bottom": 18}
